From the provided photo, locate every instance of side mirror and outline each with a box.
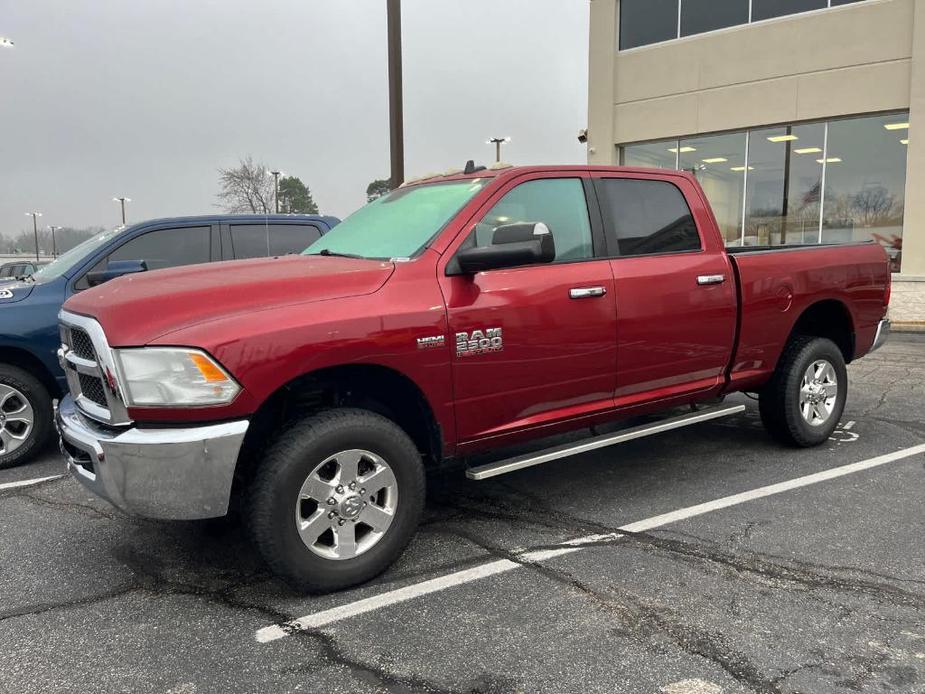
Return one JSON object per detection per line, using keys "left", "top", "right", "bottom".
{"left": 456, "top": 223, "right": 556, "bottom": 274}
{"left": 87, "top": 259, "right": 148, "bottom": 287}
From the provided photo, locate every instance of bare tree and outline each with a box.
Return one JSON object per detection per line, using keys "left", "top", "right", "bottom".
{"left": 851, "top": 187, "right": 901, "bottom": 228}
{"left": 216, "top": 156, "right": 274, "bottom": 213}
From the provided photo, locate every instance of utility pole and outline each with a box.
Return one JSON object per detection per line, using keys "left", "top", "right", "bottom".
{"left": 113, "top": 197, "right": 131, "bottom": 225}
{"left": 25, "top": 212, "right": 42, "bottom": 262}
{"left": 48, "top": 225, "right": 60, "bottom": 257}
{"left": 270, "top": 170, "right": 282, "bottom": 213}
{"left": 487, "top": 137, "right": 511, "bottom": 163}
{"left": 388, "top": 0, "right": 404, "bottom": 190}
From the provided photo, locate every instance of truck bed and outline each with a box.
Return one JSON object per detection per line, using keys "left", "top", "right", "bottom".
{"left": 725, "top": 241, "right": 890, "bottom": 393}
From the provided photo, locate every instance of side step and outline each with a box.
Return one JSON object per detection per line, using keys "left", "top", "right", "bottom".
{"left": 465, "top": 403, "right": 745, "bottom": 481}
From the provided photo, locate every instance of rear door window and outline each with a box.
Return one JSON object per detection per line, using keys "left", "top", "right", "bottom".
{"left": 269, "top": 224, "right": 322, "bottom": 255}
{"left": 227, "top": 223, "right": 323, "bottom": 259}
{"left": 595, "top": 178, "right": 702, "bottom": 257}
{"left": 228, "top": 224, "right": 271, "bottom": 260}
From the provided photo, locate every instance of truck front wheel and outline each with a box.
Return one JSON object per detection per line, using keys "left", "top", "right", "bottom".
{"left": 759, "top": 336, "right": 847, "bottom": 447}
{"left": 246, "top": 408, "right": 425, "bottom": 592}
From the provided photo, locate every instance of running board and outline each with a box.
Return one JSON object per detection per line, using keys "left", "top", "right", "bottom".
{"left": 465, "top": 403, "right": 745, "bottom": 481}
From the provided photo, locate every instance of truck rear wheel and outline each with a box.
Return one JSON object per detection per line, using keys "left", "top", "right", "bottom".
{"left": 246, "top": 408, "right": 425, "bottom": 592}
{"left": 0, "top": 364, "right": 53, "bottom": 469}
{"left": 759, "top": 336, "right": 847, "bottom": 447}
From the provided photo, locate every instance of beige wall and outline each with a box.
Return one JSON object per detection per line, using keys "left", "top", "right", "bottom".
{"left": 587, "top": 0, "right": 925, "bottom": 289}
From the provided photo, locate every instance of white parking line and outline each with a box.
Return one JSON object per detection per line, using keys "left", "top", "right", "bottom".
{"left": 0, "top": 474, "right": 64, "bottom": 492}
{"left": 256, "top": 442, "right": 925, "bottom": 643}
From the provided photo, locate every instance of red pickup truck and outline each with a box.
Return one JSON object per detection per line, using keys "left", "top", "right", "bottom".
{"left": 56, "top": 165, "right": 890, "bottom": 592}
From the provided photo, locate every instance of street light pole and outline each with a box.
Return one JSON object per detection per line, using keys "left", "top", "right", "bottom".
{"left": 487, "top": 137, "right": 511, "bottom": 163}
{"left": 113, "top": 197, "right": 131, "bottom": 225}
{"left": 388, "top": 0, "right": 404, "bottom": 190}
{"left": 48, "top": 225, "right": 60, "bottom": 257}
{"left": 270, "top": 170, "right": 282, "bottom": 213}
{"left": 25, "top": 212, "right": 42, "bottom": 262}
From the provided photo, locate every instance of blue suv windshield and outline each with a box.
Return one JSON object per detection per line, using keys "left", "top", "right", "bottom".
{"left": 30, "top": 227, "right": 124, "bottom": 284}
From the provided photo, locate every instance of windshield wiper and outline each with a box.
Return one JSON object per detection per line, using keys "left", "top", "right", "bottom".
{"left": 311, "top": 249, "right": 366, "bottom": 259}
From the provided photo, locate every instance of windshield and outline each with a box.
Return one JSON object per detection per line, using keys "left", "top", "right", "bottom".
{"left": 30, "top": 227, "right": 124, "bottom": 283}
{"left": 303, "top": 179, "right": 487, "bottom": 260}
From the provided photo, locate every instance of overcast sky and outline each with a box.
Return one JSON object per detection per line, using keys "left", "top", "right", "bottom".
{"left": 1, "top": 0, "right": 590, "bottom": 236}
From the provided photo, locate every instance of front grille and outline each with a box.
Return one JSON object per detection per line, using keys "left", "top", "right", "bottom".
{"left": 78, "top": 372, "right": 108, "bottom": 408}
{"left": 60, "top": 312, "right": 131, "bottom": 426}
{"left": 69, "top": 328, "right": 96, "bottom": 360}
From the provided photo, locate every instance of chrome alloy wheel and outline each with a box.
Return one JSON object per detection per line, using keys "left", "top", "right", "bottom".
{"left": 295, "top": 449, "right": 398, "bottom": 560}
{"left": 799, "top": 359, "right": 838, "bottom": 426}
{"left": 0, "top": 384, "right": 34, "bottom": 456}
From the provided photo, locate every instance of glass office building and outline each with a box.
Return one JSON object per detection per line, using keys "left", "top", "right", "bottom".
{"left": 588, "top": 0, "right": 925, "bottom": 321}
{"left": 622, "top": 113, "right": 909, "bottom": 270}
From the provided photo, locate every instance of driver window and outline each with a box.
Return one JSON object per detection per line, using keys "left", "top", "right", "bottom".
{"left": 474, "top": 178, "right": 593, "bottom": 262}
{"left": 74, "top": 226, "right": 211, "bottom": 290}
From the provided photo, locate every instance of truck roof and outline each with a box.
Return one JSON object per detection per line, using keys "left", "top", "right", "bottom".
{"left": 401, "top": 164, "right": 697, "bottom": 187}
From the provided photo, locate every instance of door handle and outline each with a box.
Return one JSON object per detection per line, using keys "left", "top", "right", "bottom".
{"left": 569, "top": 286, "right": 607, "bottom": 299}
{"left": 697, "top": 275, "right": 726, "bottom": 286}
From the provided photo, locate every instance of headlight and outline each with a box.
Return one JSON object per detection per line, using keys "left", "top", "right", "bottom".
{"left": 114, "top": 347, "right": 241, "bottom": 407}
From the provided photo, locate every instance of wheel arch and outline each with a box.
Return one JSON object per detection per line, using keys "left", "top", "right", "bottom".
{"left": 232, "top": 363, "right": 443, "bottom": 499}
{"left": 0, "top": 346, "right": 61, "bottom": 397}
{"left": 786, "top": 299, "right": 856, "bottom": 364}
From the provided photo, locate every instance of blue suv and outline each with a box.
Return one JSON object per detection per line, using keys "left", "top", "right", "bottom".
{"left": 0, "top": 214, "right": 338, "bottom": 468}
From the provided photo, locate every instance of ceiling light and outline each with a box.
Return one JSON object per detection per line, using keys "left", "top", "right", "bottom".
{"left": 730, "top": 166, "right": 754, "bottom": 172}
{"left": 901, "top": 139, "right": 909, "bottom": 145}
{"left": 767, "top": 135, "right": 799, "bottom": 143}
{"left": 793, "top": 147, "right": 822, "bottom": 154}
{"left": 816, "top": 157, "right": 842, "bottom": 164}
{"left": 668, "top": 146, "right": 696, "bottom": 153}
{"left": 884, "top": 122, "right": 909, "bottom": 131}
{"left": 702, "top": 157, "right": 728, "bottom": 164}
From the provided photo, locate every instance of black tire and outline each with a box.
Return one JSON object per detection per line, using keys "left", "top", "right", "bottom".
{"left": 246, "top": 408, "right": 425, "bottom": 593}
{"left": 0, "top": 364, "right": 54, "bottom": 470}
{"left": 759, "top": 336, "right": 847, "bottom": 447}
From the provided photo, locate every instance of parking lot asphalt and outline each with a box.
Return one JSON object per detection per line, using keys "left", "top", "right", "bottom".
{"left": 1, "top": 335, "right": 923, "bottom": 694}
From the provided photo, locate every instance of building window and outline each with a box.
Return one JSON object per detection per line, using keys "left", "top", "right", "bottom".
{"left": 681, "top": 0, "right": 749, "bottom": 38}
{"left": 619, "top": 111, "right": 909, "bottom": 269}
{"left": 678, "top": 132, "right": 748, "bottom": 245}
{"left": 619, "top": 0, "right": 678, "bottom": 51}
{"left": 620, "top": 0, "right": 867, "bottom": 50}
{"left": 751, "top": 0, "right": 826, "bottom": 22}
{"left": 745, "top": 122, "right": 825, "bottom": 246}
{"left": 621, "top": 140, "right": 678, "bottom": 170}
{"left": 822, "top": 114, "right": 908, "bottom": 272}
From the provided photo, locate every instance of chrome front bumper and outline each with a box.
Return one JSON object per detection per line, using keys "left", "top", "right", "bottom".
{"left": 869, "top": 318, "right": 891, "bottom": 354}
{"left": 55, "top": 395, "right": 248, "bottom": 520}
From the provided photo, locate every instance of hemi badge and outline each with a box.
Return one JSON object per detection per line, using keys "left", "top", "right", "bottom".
{"left": 417, "top": 335, "right": 445, "bottom": 350}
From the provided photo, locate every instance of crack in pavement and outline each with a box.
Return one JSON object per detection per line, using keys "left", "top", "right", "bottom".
{"left": 14, "top": 490, "right": 118, "bottom": 521}
{"left": 0, "top": 544, "right": 461, "bottom": 694}
{"left": 439, "top": 525, "right": 786, "bottom": 694}
{"left": 435, "top": 486, "right": 925, "bottom": 605}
